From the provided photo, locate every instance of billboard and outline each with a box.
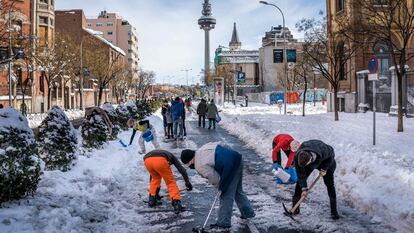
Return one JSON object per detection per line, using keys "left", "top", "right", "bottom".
{"left": 287, "top": 49, "right": 297, "bottom": 63}
{"left": 273, "top": 49, "right": 283, "bottom": 63}
{"left": 214, "top": 77, "right": 224, "bottom": 107}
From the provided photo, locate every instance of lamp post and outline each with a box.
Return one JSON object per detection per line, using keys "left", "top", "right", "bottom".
{"left": 259, "top": 1, "right": 287, "bottom": 115}
{"left": 7, "top": 8, "right": 13, "bottom": 107}
{"left": 181, "top": 69, "right": 192, "bottom": 94}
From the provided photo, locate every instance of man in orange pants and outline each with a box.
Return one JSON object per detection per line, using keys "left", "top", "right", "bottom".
{"left": 143, "top": 149, "right": 192, "bottom": 213}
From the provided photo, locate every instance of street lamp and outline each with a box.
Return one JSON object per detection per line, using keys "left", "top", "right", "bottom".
{"left": 181, "top": 69, "right": 192, "bottom": 87}
{"left": 259, "top": 1, "right": 287, "bottom": 115}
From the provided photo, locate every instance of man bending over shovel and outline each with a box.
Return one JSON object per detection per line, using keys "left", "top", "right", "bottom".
{"left": 293, "top": 139, "right": 340, "bottom": 219}
{"left": 181, "top": 143, "right": 255, "bottom": 231}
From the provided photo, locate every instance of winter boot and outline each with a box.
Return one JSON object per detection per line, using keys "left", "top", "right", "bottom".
{"left": 292, "top": 196, "right": 301, "bottom": 215}
{"left": 155, "top": 187, "right": 162, "bottom": 201}
{"left": 330, "top": 198, "right": 340, "bottom": 220}
{"left": 148, "top": 195, "right": 157, "bottom": 207}
{"left": 171, "top": 200, "right": 183, "bottom": 214}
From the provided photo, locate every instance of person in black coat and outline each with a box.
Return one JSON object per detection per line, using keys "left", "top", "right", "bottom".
{"left": 293, "top": 139, "right": 340, "bottom": 219}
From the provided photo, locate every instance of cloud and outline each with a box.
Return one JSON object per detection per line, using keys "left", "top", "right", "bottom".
{"left": 56, "top": 0, "right": 324, "bottom": 84}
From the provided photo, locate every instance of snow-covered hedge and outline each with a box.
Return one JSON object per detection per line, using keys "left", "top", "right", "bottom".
{"left": 116, "top": 104, "right": 130, "bottom": 130}
{"left": 81, "top": 110, "right": 109, "bottom": 149}
{"left": 102, "top": 103, "right": 121, "bottom": 139}
{"left": 37, "top": 106, "right": 78, "bottom": 171}
{"left": 0, "top": 108, "right": 42, "bottom": 203}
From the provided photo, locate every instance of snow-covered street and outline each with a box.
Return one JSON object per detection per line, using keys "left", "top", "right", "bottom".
{"left": 1, "top": 105, "right": 409, "bottom": 232}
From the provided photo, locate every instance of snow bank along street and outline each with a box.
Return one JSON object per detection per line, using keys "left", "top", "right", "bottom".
{"left": 220, "top": 103, "right": 414, "bottom": 233}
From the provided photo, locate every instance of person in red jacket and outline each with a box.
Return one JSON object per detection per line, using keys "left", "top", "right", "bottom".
{"left": 271, "top": 134, "right": 300, "bottom": 170}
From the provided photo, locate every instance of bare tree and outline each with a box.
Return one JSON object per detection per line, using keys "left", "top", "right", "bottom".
{"left": 34, "top": 33, "right": 77, "bottom": 110}
{"left": 293, "top": 54, "right": 314, "bottom": 117}
{"left": 136, "top": 69, "right": 156, "bottom": 99}
{"left": 296, "top": 12, "right": 358, "bottom": 121}
{"left": 349, "top": 0, "right": 414, "bottom": 132}
{"left": 83, "top": 38, "right": 125, "bottom": 106}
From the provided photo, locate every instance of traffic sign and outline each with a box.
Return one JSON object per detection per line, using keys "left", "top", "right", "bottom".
{"left": 237, "top": 72, "right": 246, "bottom": 84}
{"left": 368, "top": 73, "right": 378, "bottom": 81}
{"left": 368, "top": 56, "right": 378, "bottom": 74}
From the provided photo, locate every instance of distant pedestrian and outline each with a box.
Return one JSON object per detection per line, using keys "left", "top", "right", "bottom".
{"left": 144, "top": 149, "right": 192, "bottom": 213}
{"left": 181, "top": 143, "right": 255, "bottom": 230}
{"left": 166, "top": 105, "right": 174, "bottom": 139}
{"left": 206, "top": 99, "right": 218, "bottom": 130}
{"left": 197, "top": 99, "right": 208, "bottom": 128}
{"left": 293, "top": 139, "right": 340, "bottom": 219}
{"left": 180, "top": 98, "right": 187, "bottom": 137}
{"left": 171, "top": 97, "right": 184, "bottom": 140}
{"left": 161, "top": 100, "right": 169, "bottom": 138}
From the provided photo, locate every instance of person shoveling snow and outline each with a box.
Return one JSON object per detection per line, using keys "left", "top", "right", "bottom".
{"left": 128, "top": 119, "right": 159, "bottom": 154}
{"left": 271, "top": 134, "right": 300, "bottom": 184}
{"left": 292, "top": 139, "right": 340, "bottom": 220}
{"left": 143, "top": 149, "right": 193, "bottom": 214}
{"left": 181, "top": 143, "right": 255, "bottom": 231}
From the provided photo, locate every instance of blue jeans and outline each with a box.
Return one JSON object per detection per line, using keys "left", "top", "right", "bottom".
{"left": 216, "top": 161, "right": 255, "bottom": 227}
{"left": 173, "top": 117, "right": 183, "bottom": 138}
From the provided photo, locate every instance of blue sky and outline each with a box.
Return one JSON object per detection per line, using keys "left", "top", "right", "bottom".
{"left": 56, "top": 0, "right": 325, "bottom": 85}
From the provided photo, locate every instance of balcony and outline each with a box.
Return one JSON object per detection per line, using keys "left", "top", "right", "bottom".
{"left": 37, "top": 3, "right": 54, "bottom": 14}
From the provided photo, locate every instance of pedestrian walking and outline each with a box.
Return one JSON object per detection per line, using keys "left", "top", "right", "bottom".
{"left": 128, "top": 119, "right": 159, "bottom": 154}
{"left": 143, "top": 149, "right": 193, "bottom": 213}
{"left": 293, "top": 139, "right": 340, "bottom": 219}
{"left": 207, "top": 100, "right": 218, "bottom": 130}
{"left": 180, "top": 98, "right": 187, "bottom": 137}
{"left": 166, "top": 105, "right": 174, "bottom": 139}
{"left": 171, "top": 97, "right": 184, "bottom": 140}
{"left": 161, "top": 100, "right": 169, "bottom": 138}
{"left": 180, "top": 143, "right": 255, "bottom": 230}
{"left": 197, "top": 99, "right": 208, "bottom": 128}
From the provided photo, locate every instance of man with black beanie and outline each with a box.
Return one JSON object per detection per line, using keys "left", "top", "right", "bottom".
{"left": 293, "top": 139, "right": 340, "bottom": 219}
{"left": 180, "top": 143, "right": 255, "bottom": 230}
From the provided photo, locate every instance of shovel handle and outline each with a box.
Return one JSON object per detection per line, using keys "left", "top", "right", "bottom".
{"left": 291, "top": 174, "right": 322, "bottom": 213}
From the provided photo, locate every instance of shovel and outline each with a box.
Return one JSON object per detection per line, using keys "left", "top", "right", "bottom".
{"left": 282, "top": 174, "right": 322, "bottom": 223}
{"left": 192, "top": 191, "right": 221, "bottom": 233}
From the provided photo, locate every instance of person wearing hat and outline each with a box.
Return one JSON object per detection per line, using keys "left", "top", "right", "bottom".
{"left": 180, "top": 143, "right": 255, "bottom": 230}
{"left": 143, "top": 149, "right": 193, "bottom": 214}
{"left": 128, "top": 119, "right": 159, "bottom": 154}
{"left": 293, "top": 139, "right": 339, "bottom": 219}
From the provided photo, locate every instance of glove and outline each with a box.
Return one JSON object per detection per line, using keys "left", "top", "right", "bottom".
{"left": 273, "top": 163, "right": 281, "bottom": 170}
{"left": 185, "top": 182, "right": 193, "bottom": 191}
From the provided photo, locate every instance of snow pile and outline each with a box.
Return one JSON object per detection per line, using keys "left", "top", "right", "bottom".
{"left": 27, "top": 109, "right": 84, "bottom": 128}
{"left": 0, "top": 108, "right": 43, "bottom": 203}
{"left": 37, "top": 106, "right": 78, "bottom": 171}
{"left": 219, "top": 103, "right": 414, "bottom": 233}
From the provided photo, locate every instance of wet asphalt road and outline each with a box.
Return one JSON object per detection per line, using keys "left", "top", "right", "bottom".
{"left": 144, "top": 114, "right": 394, "bottom": 233}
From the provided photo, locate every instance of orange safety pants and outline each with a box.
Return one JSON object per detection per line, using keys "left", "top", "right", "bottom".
{"left": 144, "top": 157, "right": 181, "bottom": 201}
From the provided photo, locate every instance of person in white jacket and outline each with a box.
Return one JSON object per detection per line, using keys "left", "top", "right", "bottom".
{"left": 180, "top": 142, "right": 255, "bottom": 230}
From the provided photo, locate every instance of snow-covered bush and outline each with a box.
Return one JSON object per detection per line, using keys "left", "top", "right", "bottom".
{"left": 37, "top": 106, "right": 77, "bottom": 171}
{"left": 81, "top": 110, "right": 109, "bottom": 149}
{"left": 125, "top": 100, "right": 139, "bottom": 119}
{"left": 0, "top": 108, "right": 42, "bottom": 203}
{"left": 102, "top": 103, "right": 120, "bottom": 139}
{"left": 136, "top": 100, "right": 152, "bottom": 119}
{"left": 115, "top": 104, "right": 130, "bottom": 130}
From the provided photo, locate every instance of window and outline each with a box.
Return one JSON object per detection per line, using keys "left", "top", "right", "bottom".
{"left": 50, "top": 18, "right": 54, "bottom": 26}
{"left": 338, "top": 43, "right": 347, "bottom": 81}
{"left": 40, "top": 0, "right": 48, "bottom": 3}
{"left": 39, "top": 16, "right": 48, "bottom": 24}
{"left": 336, "top": 0, "right": 345, "bottom": 13}
{"left": 87, "top": 23, "right": 92, "bottom": 27}
{"left": 51, "top": 0, "right": 54, "bottom": 6}
{"left": 107, "top": 22, "right": 113, "bottom": 27}
{"left": 96, "top": 22, "right": 103, "bottom": 27}
{"left": 107, "top": 31, "right": 113, "bottom": 35}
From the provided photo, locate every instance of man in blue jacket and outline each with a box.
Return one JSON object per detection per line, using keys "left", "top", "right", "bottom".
{"left": 180, "top": 143, "right": 255, "bottom": 230}
{"left": 171, "top": 97, "right": 184, "bottom": 140}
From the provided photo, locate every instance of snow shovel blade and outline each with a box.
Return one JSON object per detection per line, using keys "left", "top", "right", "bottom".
{"left": 282, "top": 203, "right": 299, "bottom": 223}
{"left": 118, "top": 139, "right": 128, "bottom": 148}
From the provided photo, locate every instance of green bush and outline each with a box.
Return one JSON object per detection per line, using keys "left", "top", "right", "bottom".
{"left": 0, "top": 108, "right": 42, "bottom": 203}
{"left": 37, "top": 106, "right": 78, "bottom": 171}
{"left": 81, "top": 110, "right": 109, "bottom": 149}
